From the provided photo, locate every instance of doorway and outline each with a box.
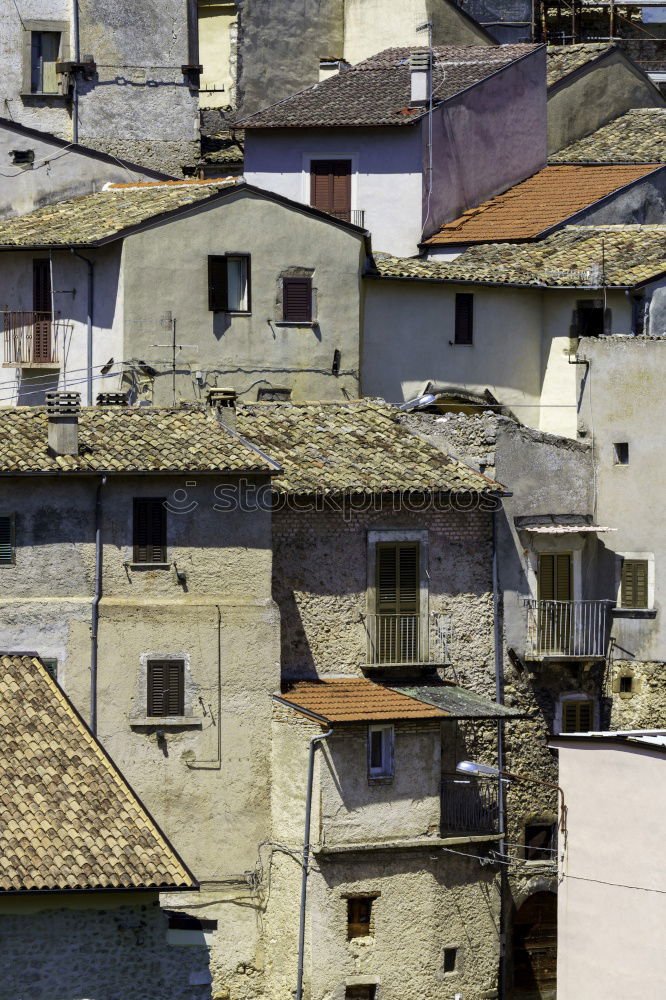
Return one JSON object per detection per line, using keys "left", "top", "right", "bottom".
{"left": 511, "top": 891, "right": 557, "bottom": 998}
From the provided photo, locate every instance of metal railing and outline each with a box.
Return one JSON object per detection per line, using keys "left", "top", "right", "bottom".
{"left": 2, "top": 311, "right": 66, "bottom": 365}
{"left": 365, "top": 612, "right": 452, "bottom": 666}
{"left": 441, "top": 775, "right": 499, "bottom": 836}
{"left": 524, "top": 599, "right": 613, "bottom": 659}
{"left": 321, "top": 208, "right": 365, "bottom": 227}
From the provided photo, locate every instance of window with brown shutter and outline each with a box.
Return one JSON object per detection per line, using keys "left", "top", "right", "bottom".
{"left": 310, "top": 159, "right": 352, "bottom": 221}
{"left": 0, "top": 515, "right": 14, "bottom": 566}
{"left": 147, "top": 659, "right": 185, "bottom": 717}
{"left": 621, "top": 559, "right": 648, "bottom": 609}
{"left": 454, "top": 293, "right": 474, "bottom": 345}
{"left": 282, "top": 277, "right": 313, "bottom": 323}
{"left": 561, "top": 699, "right": 593, "bottom": 733}
{"left": 133, "top": 498, "right": 167, "bottom": 564}
{"left": 347, "top": 897, "right": 373, "bottom": 939}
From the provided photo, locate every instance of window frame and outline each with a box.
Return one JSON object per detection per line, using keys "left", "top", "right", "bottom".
{"left": 367, "top": 723, "right": 394, "bottom": 779}
{"left": 0, "top": 514, "right": 15, "bottom": 567}
{"left": 146, "top": 658, "right": 185, "bottom": 718}
{"left": 207, "top": 253, "right": 251, "bottom": 314}
{"left": 21, "top": 20, "right": 70, "bottom": 97}
{"left": 132, "top": 497, "right": 168, "bottom": 565}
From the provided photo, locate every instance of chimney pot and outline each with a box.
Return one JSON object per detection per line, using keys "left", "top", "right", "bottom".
{"left": 410, "top": 51, "right": 431, "bottom": 107}
{"left": 46, "top": 391, "right": 81, "bottom": 456}
{"left": 96, "top": 391, "right": 128, "bottom": 407}
{"left": 207, "top": 387, "right": 237, "bottom": 431}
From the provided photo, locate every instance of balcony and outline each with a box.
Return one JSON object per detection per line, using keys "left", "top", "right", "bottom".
{"left": 364, "top": 612, "right": 452, "bottom": 667}
{"left": 2, "top": 311, "right": 67, "bottom": 367}
{"left": 320, "top": 208, "right": 365, "bottom": 227}
{"left": 524, "top": 599, "right": 614, "bottom": 661}
{"left": 441, "top": 774, "right": 499, "bottom": 836}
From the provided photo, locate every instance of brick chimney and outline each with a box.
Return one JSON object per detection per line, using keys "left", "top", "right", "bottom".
{"left": 46, "top": 391, "right": 81, "bottom": 456}
{"left": 207, "top": 387, "right": 237, "bottom": 431}
{"left": 410, "top": 51, "right": 431, "bottom": 107}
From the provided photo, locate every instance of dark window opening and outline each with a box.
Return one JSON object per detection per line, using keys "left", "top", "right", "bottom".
{"left": 147, "top": 659, "right": 185, "bottom": 717}
{"left": 454, "top": 292, "right": 473, "bottom": 345}
{"left": 347, "top": 897, "right": 373, "bottom": 939}
{"left": 10, "top": 149, "right": 35, "bottom": 165}
{"left": 208, "top": 254, "right": 250, "bottom": 312}
{"left": 257, "top": 386, "right": 292, "bottom": 402}
{"left": 167, "top": 912, "right": 217, "bottom": 932}
{"left": 561, "top": 699, "right": 593, "bottom": 733}
{"left": 576, "top": 299, "right": 605, "bottom": 337}
{"left": 345, "top": 989, "right": 376, "bottom": 1000}
{"left": 310, "top": 159, "right": 352, "bottom": 221}
{"left": 133, "top": 498, "right": 167, "bottom": 564}
{"left": 613, "top": 442, "right": 629, "bottom": 465}
{"left": 524, "top": 822, "right": 556, "bottom": 860}
{"left": 0, "top": 515, "right": 14, "bottom": 566}
{"left": 282, "top": 277, "right": 313, "bottom": 323}
{"left": 42, "top": 658, "right": 58, "bottom": 682}
{"left": 443, "top": 947, "right": 457, "bottom": 973}
{"left": 619, "top": 675, "right": 633, "bottom": 693}
{"left": 621, "top": 559, "right": 648, "bottom": 609}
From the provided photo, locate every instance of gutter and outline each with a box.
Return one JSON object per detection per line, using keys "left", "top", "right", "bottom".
{"left": 69, "top": 248, "right": 94, "bottom": 405}
{"left": 90, "top": 474, "right": 106, "bottom": 734}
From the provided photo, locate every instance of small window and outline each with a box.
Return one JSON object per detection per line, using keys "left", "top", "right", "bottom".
{"left": 257, "top": 386, "right": 292, "bottom": 402}
{"left": 208, "top": 254, "right": 250, "bottom": 312}
{"left": 133, "top": 498, "right": 167, "bottom": 564}
{"left": 524, "top": 822, "right": 556, "bottom": 860}
{"left": 41, "top": 658, "right": 58, "bottom": 682}
{"left": 283, "top": 277, "right": 313, "bottom": 323}
{"left": 454, "top": 292, "right": 473, "bottom": 345}
{"left": 31, "top": 31, "right": 61, "bottom": 94}
{"left": 10, "top": 149, "right": 35, "bottom": 166}
{"left": 443, "top": 947, "right": 458, "bottom": 973}
{"left": 561, "top": 699, "right": 593, "bottom": 733}
{"left": 576, "top": 299, "right": 605, "bottom": 337}
{"left": 0, "top": 515, "right": 15, "bottom": 566}
{"left": 613, "top": 442, "right": 629, "bottom": 465}
{"left": 345, "top": 989, "right": 376, "bottom": 1000}
{"left": 621, "top": 559, "right": 648, "bottom": 609}
{"left": 347, "top": 897, "right": 373, "bottom": 939}
{"left": 368, "top": 724, "right": 394, "bottom": 778}
{"left": 619, "top": 675, "right": 633, "bottom": 693}
{"left": 147, "top": 659, "right": 185, "bottom": 717}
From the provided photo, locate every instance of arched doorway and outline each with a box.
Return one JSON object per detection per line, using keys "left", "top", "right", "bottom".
{"left": 511, "top": 891, "right": 557, "bottom": 999}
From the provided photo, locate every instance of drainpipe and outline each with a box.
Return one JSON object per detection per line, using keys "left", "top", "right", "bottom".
{"left": 70, "top": 249, "right": 94, "bottom": 405}
{"left": 71, "top": 0, "right": 80, "bottom": 143}
{"left": 295, "top": 727, "right": 332, "bottom": 1000}
{"left": 492, "top": 508, "right": 507, "bottom": 1000}
{"left": 90, "top": 474, "right": 106, "bottom": 734}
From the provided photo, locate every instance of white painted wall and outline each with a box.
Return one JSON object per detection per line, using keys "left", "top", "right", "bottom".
{"left": 555, "top": 739, "right": 666, "bottom": 999}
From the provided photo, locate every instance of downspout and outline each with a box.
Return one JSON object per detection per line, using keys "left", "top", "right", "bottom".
{"left": 492, "top": 508, "right": 507, "bottom": 1000}
{"left": 295, "top": 727, "right": 332, "bottom": 1000}
{"left": 90, "top": 474, "right": 106, "bottom": 734}
{"left": 70, "top": 249, "right": 94, "bottom": 404}
{"left": 71, "top": 0, "right": 80, "bottom": 143}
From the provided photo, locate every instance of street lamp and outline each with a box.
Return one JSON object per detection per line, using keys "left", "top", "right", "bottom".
{"left": 456, "top": 759, "right": 567, "bottom": 833}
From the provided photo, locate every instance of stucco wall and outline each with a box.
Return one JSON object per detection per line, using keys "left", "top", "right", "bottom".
{"left": 569, "top": 169, "right": 666, "bottom": 227}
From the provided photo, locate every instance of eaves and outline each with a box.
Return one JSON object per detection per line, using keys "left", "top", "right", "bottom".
{"left": 363, "top": 271, "right": 631, "bottom": 291}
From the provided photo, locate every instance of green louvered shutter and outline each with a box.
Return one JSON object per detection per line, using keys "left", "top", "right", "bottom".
{"left": 0, "top": 516, "right": 14, "bottom": 565}
{"left": 376, "top": 543, "right": 419, "bottom": 662}
{"left": 562, "top": 699, "right": 593, "bottom": 733}
{"left": 147, "top": 660, "right": 184, "bottom": 717}
{"left": 538, "top": 553, "right": 572, "bottom": 602}
{"left": 621, "top": 559, "right": 648, "bottom": 609}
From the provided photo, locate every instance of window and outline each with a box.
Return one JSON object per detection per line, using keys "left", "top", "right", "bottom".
{"left": 208, "top": 254, "right": 250, "bottom": 312}
{"left": 538, "top": 552, "right": 572, "bottom": 602}
{"left": 347, "top": 897, "right": 373, "bottom": 939}
{"left": 30, "top": 30, "right": 61, "bottom": 93}
{"left": 41, "top": 658, "right": 58, "bottom": 682}
{"left": 133, "top": 498, "right": 167, "bottom": 564}
{"left": 147, "top": 659, "right": 185, "bottom": 717}
{"left": 621, "top": 559, "right": 648, "bottom": 609}
{"left": 345, "top": 989, "right": 376, "bottom": 1000}
{"left": 166, "top": 910, "right": 217, "bottom": 945}
{"left": 443, "top": 947, "right": 458, "bottom": 973}
{"left": 310, "top": 159, "right": 352, "bottom": 221}
{"left": 613, "top": 442, "right": 629, "bottom": 465}
{"left": 0, "top": 515, "right": 14, "bottom": 566}
{"left": 619, "top": 675, "right": 633, "bottom": 693}
{"left": 575, "top": 299, "right": 605, "bottom": 337}
{"left": 257, "top": 386, "right": 292, "bottom": 401}
{"left": 561, "top": 698, "right": 593, "bottom": 733}
{"left": 454, "top": 293, "right": 473, "bottom": 345}
{"left": 524, "top": 823, "right": 556, "bottom": 860}
{"left": 368, "top": 724, "right": 394, "bottom": 778}
{"left": 374, "top": 541, "right": 420, "bottom": 663}
{"left": 282, "top": 277, "right": 313, "bottom": 323}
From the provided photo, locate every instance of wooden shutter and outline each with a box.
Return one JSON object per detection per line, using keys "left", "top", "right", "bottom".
{"left": 208, "top": 255, "right": 228, "bottom": 311}
{"left": 310, "top": 160, "right": 351, "bottom": 220}
{"left": 347, "top": 898, "right": 372, "bottom": 939}
{"left": 0, "top": 516, "right": 13, "bottom": 565}
{"left": 454, "top": 293, "right": 474, "bottom": 345}
{"left": 283, "top": 277, "right": 312, "bottom": 323}
{"left": 41, "top": 32, "right": 60, "bottom": 93}
{"left": 621, "top": 559, "right": 648, "bottom": 609}
{"left": 538, "top": 553, "right": 571, "bottom": 602}
{"left": 376, "top": 543, "right": 419, "bottom": 613}
{"left": 33, "top": 259, "right": 51, "bottom": 313}
{"left": 133, "top": 498, "right": 167, "bottom": 563}
{"left": 147, "top": 660, "right": 184, "bottom": 716}
{"left": 562, "top": 699, "right": 592, "bottom": 733}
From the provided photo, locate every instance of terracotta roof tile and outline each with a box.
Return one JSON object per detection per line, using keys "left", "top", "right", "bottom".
{"left": 276, "top": 678, "right": 447, "bottom": 722}
{"left": 0, "top": 654, "right": 195, "bottom": 893}
{"left": 547, "top": 43, "right": 617, "bottom": 87}
{"left": 238, "top": 45, "right": 539, "bottom": 129}
{"left": 551, "top": 109, "right": 666, "bottom": 164}
{"left": 424, "top": 164, "right": 660, "bottom": 245}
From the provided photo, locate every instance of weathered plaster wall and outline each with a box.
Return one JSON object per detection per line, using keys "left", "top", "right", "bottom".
{"left": 547, "top": 50, "right": 665, "bottom": 154}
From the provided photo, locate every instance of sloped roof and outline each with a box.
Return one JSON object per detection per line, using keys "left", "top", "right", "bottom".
{"left": 551, "top": 109, "right": 666, "bottom": 164}
{"left": 238, "top": 44, "right": 540, "bottom": 129}
{"left": 275, "top": 678, "right": 447, "bottom": 722}
{"left": 371, "top": 225, "right": 666, "bottom": 288}
{"left": 0, "top": 406, "right": 278, "bottom": 475}
{"left": 387, "top": 682, "right": 520, "bottom": 718}
{"left": 424, "top": 164, "right": 660, "bottom": 245}
{"left": 236, "top": 400, "right": 502, "bottom": 494}
{"left": 547, "top": 43, "right": 617, "bottom": 87}
{"left": 0, "top": 654, "right": 195, "bottom": 893}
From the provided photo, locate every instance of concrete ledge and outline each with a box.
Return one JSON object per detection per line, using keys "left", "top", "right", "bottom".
{"left": 130, "top": 716, "right": 203, "bottom": 728}
{"left": 314, "top": 834, "right": 502, "bottom": 856}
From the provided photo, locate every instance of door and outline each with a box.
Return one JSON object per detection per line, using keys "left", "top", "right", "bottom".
{"left": 32, "top": 259, "right": 52, "bottom": 363}
{"left": 537, "top": 553, "right": 572, "bottom": 654}
{"left": 310, "top": 160, "right": 352, "bottom": 221}
{"left": 375, "top": 542, "right": 419, "bottom": 662}
{"left": 512, "top": 892, "right": 557, "bottom": 999}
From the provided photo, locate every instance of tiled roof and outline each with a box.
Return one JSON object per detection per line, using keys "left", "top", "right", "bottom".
{"left": 0, "top": 179, "right": 240, "bottom": 247}
{"left": 372, "top": 225, "right": 666, "bottom": 288}
{"left": 551, "top": 109, "right": 666, "bottom": 164}
{"left": 0, "top": 406, "right": 278, "bottom": 475}
{"left": 236, "top": 400, "right": 501, "bottom": 494}
{"left": 388, "top": 682, "right": 520, "bottom": 718}
{"left": 424, "top": 164, "right": 660, "bottom": 245}
{"left": 238, "top": 45, "right": 539, "bottom": 129}
{"left": 0, "top": 654, "right": 195, "bottom": 892}
{"left": 276, "top": 678, "right": 447, "bottom": 722}
{"left": 547, "top": 43, "right": 617, "bottom": 87}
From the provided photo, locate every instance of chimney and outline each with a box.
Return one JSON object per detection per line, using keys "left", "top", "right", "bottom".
{"left": 46, "top": 391, "right": 81, "bottom": 456}
{"left": 410, "top": 51, "right": 431, "bottom": 107}
{"left": 96, "top": 391, "right": 128, "bottom": 407}
{"left": 207, "top": 387, "right": 237, "bottom": 431}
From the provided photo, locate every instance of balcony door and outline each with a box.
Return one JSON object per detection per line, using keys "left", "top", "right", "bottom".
{"left": 32, "top": 259, "right": 52, "bottom": 363}
{"left": 376, "top": 542, "right": 419, "bottom": 663}
{"left": 538, "top": 552, "right": 572, "bottom": 653}
{"left": 310, "top": 160, "right": 351, "bottom": 222}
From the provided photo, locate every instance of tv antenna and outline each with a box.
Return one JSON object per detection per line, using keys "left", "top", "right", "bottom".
{"left": 152, "top": 312, "right": 198, "bottom": 406}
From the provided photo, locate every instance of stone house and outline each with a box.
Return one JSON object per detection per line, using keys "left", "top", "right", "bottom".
{"left": 0, "top": 178, "right": 368, "bottom": 405}
{"left": 0, "top": 652, "right": 201, "bottom": 1000}
{"left": 241, "top": 44, "right": 547, "bottom": 256}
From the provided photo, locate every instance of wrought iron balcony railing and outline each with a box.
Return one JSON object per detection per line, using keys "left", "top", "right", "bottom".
{"left": 319, "top": 208, "right": 365, "bottom": 227}
{"left": 2, "top": 311, "right": 67, "bottom": 365}
{"left": 524, "top": 599, "right": 614, "bottom": 660}
{"left": 441, "top": 774, "right": 499, "bottom": 836}
{"left": 364, "top": 612, "right": 452, "bottom": 666}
